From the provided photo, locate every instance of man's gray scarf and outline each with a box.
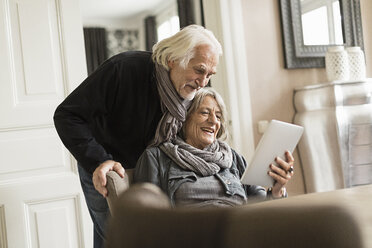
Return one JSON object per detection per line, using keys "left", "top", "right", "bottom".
{"left": 160, "top": 137, "right": 233, "bottom": 176}
{"left": 152, "top": 63, "right": 191, "bottom": 146}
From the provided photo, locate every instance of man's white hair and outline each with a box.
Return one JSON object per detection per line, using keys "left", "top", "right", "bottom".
{"left": 152, "top": 25, "right": 222, "bottom": 70}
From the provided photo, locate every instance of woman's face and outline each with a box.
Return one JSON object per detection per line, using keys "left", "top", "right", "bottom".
{"left": 184, "top": 96, "right": 221, "bottom": 149}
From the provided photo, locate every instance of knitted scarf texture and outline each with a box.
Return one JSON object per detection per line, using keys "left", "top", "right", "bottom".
{"left": 160, "top": 136, "right": 233, "bottom": 176}
{"left": 151, "top": 63, "right": 191, "bottom": 146}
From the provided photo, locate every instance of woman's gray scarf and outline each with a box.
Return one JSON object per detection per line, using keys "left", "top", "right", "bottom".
{"left": 151, "top": 63, "right": 191, "bottom": 146}
{"left": 160, "top": 137, "right": 233, "bottom": 176}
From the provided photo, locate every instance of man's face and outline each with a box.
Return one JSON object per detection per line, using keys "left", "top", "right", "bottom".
{"left": 168, "top": 45, "right": 219, "bottom": 100}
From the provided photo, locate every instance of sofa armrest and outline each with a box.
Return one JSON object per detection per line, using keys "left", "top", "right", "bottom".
{"left": 106, "top": 169, "right": 133, "bottom": 214}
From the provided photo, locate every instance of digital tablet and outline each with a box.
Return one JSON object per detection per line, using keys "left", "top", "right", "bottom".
{"left": 240, "top": 120, "right": 304, "bottom": 187}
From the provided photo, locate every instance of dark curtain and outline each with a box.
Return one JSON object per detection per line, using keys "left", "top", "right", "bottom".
{"left": 83, "top": 28, "right": 108, "bottom": 75}
{"left": 177, "top": 0, "right": 196, "bottom": 28}
{"left": 199, "top": 0, "right": 205, "bottom": 27}
{"left": 145, "top": 16, "right": 157, "bottom": 51}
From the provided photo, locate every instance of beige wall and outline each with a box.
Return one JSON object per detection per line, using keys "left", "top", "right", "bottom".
{"left": 361, "top": 0, "right": 372, "bottom": 76}
{"left": 241, "top": 0, "right": 372, "bottom": 195}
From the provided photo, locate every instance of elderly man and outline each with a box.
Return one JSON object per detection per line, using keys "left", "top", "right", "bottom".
{"left": 54, "top": 24, "right": 222, "bottom": 248}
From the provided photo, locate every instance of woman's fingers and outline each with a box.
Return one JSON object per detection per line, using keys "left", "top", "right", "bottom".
{"left": 286, "top": 150, "right": 295, "bottom": 164}
{"left": 268, "top": 170, "right": 288, "bottom": 185}
{"left": 275, "top": 151, "right": 295, "bottom": 173}
{"left": 270, "top": 164, "right": 290, "bottom": 179}
{"left": 275, "top": 156, "right": 290, "bottom": 171}
{"left": 285, "top": 150, "right": 295, "bottom": 176}
{"left": 269, "top": 151, "right": 295, "bottom": 188}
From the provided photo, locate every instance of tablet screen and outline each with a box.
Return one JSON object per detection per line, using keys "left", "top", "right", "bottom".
{"left": 240, "top": 120, "right": 304, "bottom": 187}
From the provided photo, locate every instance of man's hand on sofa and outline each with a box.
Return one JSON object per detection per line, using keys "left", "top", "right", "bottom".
{"left": 93, "top": 160, "right": 125, "bottom": 197}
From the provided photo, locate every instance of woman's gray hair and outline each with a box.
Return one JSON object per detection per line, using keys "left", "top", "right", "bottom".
{"left": 152, "top": 25, "right": 222, "bottom": 70}
{"left": 182, "top": 87, "right": 228, "bottom": 140}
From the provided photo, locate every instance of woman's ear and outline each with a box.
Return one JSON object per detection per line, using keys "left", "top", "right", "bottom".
{"left": 168, "top": 60, "right": 174, "bottom": 69}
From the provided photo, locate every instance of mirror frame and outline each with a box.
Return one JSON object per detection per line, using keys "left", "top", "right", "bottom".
{"left": 279, "top": 0, "right": 364, "bottom": 69}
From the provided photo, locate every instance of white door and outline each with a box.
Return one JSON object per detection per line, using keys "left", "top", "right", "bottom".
{"left": 0, "top": 0, "right": 92, "bottom": 247}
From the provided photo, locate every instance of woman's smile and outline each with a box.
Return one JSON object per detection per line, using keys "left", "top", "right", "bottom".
{"left": 201, "top": 127, "right": 215, "bottom": 135}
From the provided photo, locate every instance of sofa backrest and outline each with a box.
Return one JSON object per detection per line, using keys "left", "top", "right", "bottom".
{"left": 105, "top": 183, "right": 372, "bottom": 248}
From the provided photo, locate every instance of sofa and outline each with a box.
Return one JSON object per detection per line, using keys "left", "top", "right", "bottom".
{"left": 104, "top": 170, "right": 372, "bottom": 248}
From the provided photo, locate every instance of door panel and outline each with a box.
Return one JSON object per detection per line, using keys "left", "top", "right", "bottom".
{"left": 0, "top": 128, "right": 72, "bottom": 181}
{"left": 1, "top": 0, "right": 65, "bottom": 129}
{"left": 0, "top": 0, "right": 92, "bottom": 246}
{"left": 25, "top": 191, "right": 83, "bottom": 247}
{"left": 1, "top": 176, "right": 85, "bottom": 247}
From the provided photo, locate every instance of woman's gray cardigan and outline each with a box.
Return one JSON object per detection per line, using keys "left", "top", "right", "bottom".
{"left": 134, "top": 146, "right": 267, "bottom": 205}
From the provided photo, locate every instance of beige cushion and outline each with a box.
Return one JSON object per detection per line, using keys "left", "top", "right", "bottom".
{"left": 225, "top": 187, "right": 368, "bottom": 248}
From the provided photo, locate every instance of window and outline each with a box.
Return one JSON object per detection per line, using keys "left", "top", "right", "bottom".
{"left": 301, "top": 0, "right": 343, "bottom": 45}
{"left": 156, "top": 0, "right": 180, "bottom": 42}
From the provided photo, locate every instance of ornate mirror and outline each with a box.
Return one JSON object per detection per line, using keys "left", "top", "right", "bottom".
{"left": 279, "top": 0, "right": 364, "bottom": 68}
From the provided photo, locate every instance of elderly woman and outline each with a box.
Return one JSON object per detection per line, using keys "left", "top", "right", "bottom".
{"left": 134, "top": 88, "right": 294, "bottom": 207}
